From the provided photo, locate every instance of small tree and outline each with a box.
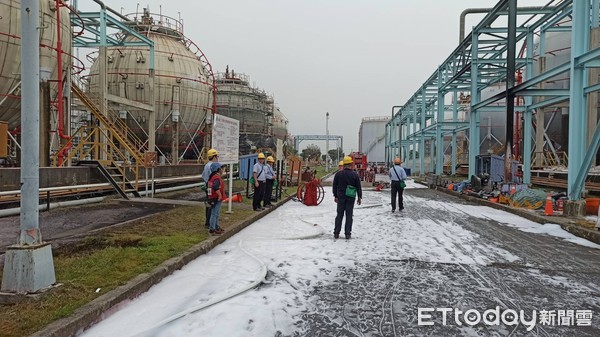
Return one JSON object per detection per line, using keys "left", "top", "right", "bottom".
{"left": 301, "top": 144, "right": 321, "bottom": 161}
{"left": 328, "top": 148, "right": 344, "bottom": 162}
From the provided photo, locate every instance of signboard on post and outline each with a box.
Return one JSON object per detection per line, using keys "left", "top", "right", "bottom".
{"left": 212, "top": 114, "right": 239, "bottom": 164}
{"left": 212, "top": 114, "right": 239, "bottom": 213}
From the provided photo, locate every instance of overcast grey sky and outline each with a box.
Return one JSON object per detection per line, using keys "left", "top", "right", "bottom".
{"left": 80, "top": 0, "right": 543, "bottom": 154}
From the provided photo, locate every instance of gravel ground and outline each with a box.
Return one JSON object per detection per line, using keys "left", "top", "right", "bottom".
{"left": 0, "top": 199, "right": 173, "bottom": 253}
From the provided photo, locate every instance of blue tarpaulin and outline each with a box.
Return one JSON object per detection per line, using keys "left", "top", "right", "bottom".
{"left": 239, "top": 154, "right": 258, "bottom": 180}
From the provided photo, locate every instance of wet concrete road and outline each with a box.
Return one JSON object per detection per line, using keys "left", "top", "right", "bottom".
{"left": 294, "top": 188, "right": 600, "bottom": 337}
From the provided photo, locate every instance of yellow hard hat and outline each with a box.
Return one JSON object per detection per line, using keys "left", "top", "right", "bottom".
{"left": 207, "top": 149, "right": 219, "bottom": 158}
{"left": 257, "top": 153, "right": 266, "bottom": 159}
{"left": 267, "top": 156, "right": 275, "bottom": 162}
{"left": 342, "top": 156, "right": 353, "bottom": 165}
{"left": 394, "top": 157, "right": 401, "bottom": 164}
{"left": 338, "top": 161, "right": 344, "bottom": 166}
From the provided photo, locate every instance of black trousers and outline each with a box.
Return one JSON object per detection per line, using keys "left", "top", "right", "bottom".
{"left": 391, "top": 181, "right": 404, "bottom": 210}
{"left": 204, "top": 189, "right": 211, "bottom": 227}
{"left": 264, "top": 179, "right": 274, "bottom": 205}
{"left": 253, "top": 181, "right": 266, "bottom": 210}
{"left": 334, "top": 197, "right": 355, "bottom": 236}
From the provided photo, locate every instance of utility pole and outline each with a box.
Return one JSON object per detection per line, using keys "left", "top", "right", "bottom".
{"left": 326, "top": 112, "right": 330, "bottom": 171}
{"left": 2, "top": 0, "right": 56, "bottom": 293}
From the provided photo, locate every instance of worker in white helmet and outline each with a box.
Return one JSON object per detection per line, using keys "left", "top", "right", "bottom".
{"left": 264, "top": 156, "right": 276, "bottom": 208}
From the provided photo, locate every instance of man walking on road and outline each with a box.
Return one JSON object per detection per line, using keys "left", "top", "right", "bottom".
{"left": 332, "top": 156, "right": 362, "bottom": 239}
{"left": 389, "top": 157, "right": 408, "bottom": 213}
{"left": 202, "top": 149, "right": 219, "bottom": 228}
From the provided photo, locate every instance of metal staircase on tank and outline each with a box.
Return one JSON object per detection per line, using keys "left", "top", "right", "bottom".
{"left": 76, "top": 160, "right": 141, "bottom": 199}
{"left": 52, "top": 83, "right": 149, "bottom": 199}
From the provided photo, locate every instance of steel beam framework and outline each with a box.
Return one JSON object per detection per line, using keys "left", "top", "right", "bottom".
{"left": 385, "top": 0, "right": 600, "bottom": 200}
{"left": 293, "top": 135, "right": 343, "bottom": 154}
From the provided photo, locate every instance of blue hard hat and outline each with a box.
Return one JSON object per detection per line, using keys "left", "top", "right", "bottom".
{"left": 211, "top": 163, "right": 222, "bottom": 172}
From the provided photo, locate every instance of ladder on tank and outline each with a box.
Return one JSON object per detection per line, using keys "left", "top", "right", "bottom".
{"left": 51, "top": 84, "right": 148, "bottom": 198}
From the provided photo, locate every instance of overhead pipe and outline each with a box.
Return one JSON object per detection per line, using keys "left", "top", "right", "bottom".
{"left": 459, "top": 6, "right": 549, "bottom": 43}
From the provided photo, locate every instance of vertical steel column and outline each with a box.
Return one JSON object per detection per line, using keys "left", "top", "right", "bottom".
{"left": 325, "top": 112, "right": 329, "bottom": 171}
{"left": 593, "top": 0, "right": 600, "bottom": 28}
{"left": 2, "top": 0, "right": 55, "bottom": 294}
{"left": 420, "top": 88, "right": 426, "bottom": 174}
{"left": 430, "top": 138, "right": 435, "bottom": 173}
{"left": 19, "top": 0, "right": 41, "bottom": 245}
{"left": 504, "top": 0, "right": 517, "bottom": 183}
{"left": 568, "top": 0, "right": 591, "bottom": 199}
{"left": 397, "top": 112, "right": 402, "bottom": 159}
{"left": 469, "top": 32, "right": 481, "bottom": 178}
{"left": 385, "top": 123, "right": 389, "bottom": 164}
{"left": 523, "top": 29, "right": 534, "bottom": 184}
{"left": 412, "top": 100, "right": 417, "bottom": 172}
{"left": 436, "top": 69, "right": 445, "bottom": 174}
{"left": 452, "top": 92, "right": 458, "bottom": 176}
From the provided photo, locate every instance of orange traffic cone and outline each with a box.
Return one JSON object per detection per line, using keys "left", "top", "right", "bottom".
{"left": 224, "top": 193, "right": 243, "bottom": 203}
{"left": 544, "top": 193, "right": 554, "bottom": 216}
{"left": 510, "top": 184, "right": 517, "bottom": 195}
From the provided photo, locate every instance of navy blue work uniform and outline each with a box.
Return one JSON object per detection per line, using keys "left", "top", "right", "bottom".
{"left": 332, "top": 168, "right": 362, "bottom": 238}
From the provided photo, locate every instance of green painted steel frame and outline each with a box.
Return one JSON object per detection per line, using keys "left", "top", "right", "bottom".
{"left": 71, "top": 7, "right": 155, "bottom": 71}
{"left": 385, "top": 0, "right": 600, "bottom": 200}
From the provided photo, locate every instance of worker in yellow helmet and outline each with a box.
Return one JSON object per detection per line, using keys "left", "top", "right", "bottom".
{"left": 338, "top": 160, "right": 344, "bottom": 170}
{"left": 202, "top": 149, "right": 220, "bottom": 229}
{"left": 332, "top": 156, "right": 362, "bottom": 240}
{"left": 264, "top": 156, "right": 276, "bottom": 208}
{"left": 389, "top": 157, "right": 407, "bottom": 212}
{"left": 253, "top": 153, "right": 267, "bottom": 211}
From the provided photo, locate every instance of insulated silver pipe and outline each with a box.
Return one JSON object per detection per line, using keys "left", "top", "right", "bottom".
{"left": 0, "top": 197, "right": 106, "bottom": 218}
{"left": 0, "top": 183, "right": 203, "bottom": 218}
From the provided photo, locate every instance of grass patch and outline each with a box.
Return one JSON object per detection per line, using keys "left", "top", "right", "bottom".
{"left": 0, "top": 202, "right": 258, "bottom": 337}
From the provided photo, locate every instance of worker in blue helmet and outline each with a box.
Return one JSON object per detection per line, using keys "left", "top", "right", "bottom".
{"left": 207, "top": 163, "right": 225, "bottom": 235}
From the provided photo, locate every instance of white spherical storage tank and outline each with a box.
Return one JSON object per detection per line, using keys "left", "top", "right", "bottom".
{"left": 88, "top": 9, "right": 214, "bottom": 158}
{"left": 0, "top": 0, "right": 72, "bottom": 130}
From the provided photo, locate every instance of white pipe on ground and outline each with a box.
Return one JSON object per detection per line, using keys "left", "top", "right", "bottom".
{"left": 0, "top": 183, "right": 204, "bottom": 218}
{"left": 0, "top": 197, "right": 106, "bottom": 218}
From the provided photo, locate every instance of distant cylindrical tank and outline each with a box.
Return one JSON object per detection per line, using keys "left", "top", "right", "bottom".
{"left": 88, "top": 9, "right": 213, "bottom": 156}
{"left": 532, "top": 30, "right": 571, "bottom": 154}
{"left": 271, "top": 107, "right": 289, "bottom": 141}
{"left": 0, "top": 0, "right": 72, "bottom": 129}
{"left": 477, "top": 83, "right": 507, "bottom": 155}
{"left": 359, "top": 116, "right": 390, "bottom": 163}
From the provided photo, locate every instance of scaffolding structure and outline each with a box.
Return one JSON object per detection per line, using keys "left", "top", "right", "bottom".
{"left": 386, "top": 0, "right": 600, "bottom": 201}
{"left": 215, "top": 69, "right": 289, "bottom": 155}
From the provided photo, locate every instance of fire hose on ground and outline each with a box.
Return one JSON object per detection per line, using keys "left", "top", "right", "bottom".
{"left": 129, "top": 217, "right": 325, "bottom": 337}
